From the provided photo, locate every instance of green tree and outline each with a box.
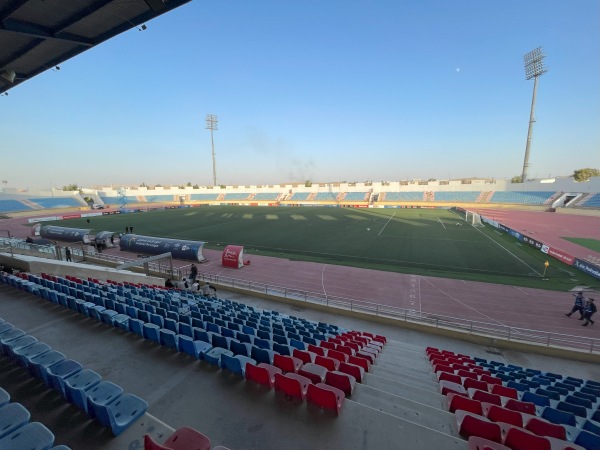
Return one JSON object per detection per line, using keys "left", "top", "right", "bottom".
{"left": 186, "top": 181, "right": 192, "bottom": 187}
{"left": 192, "top": 184, "right": 199, "bottom": 189}
{"left": 61, "top": 184, "right": 78, "bottom": 191}
{"left": 511, "top": 175, "right": 522, "bottom": 183}
{"left": 139, "top": 182, "right": 147, "bottom": 187}
{"left": 573, "top": 168, "right": 600, "bottom": 182}
{"left": 304, "top": 180, "right": 312, "bottom": 187}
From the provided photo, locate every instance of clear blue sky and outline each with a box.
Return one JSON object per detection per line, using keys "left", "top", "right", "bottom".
{"left": 1, "top": 0, "right": 599, "bottom": 189}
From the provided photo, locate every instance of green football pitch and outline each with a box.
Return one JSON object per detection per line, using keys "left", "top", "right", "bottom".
{"left": 51, "top": 206, "right": 597, "bottom": 290}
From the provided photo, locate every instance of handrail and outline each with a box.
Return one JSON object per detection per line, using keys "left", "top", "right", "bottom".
{"left": 2, "top": 237, "right": 598, "bottom": 354}
{"left": 196, "top": 271, "right": 600, "bottom": 354}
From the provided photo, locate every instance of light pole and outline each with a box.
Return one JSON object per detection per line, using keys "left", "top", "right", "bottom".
{"left": 521, "top": 47, "right": 547, "bottom": 183}
{"left": 205, "top": 114, "right": 218, "bottom": 186}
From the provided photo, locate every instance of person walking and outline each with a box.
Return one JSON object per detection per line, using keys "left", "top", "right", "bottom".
{"left": 565, "top": 292, "right": 585, "bottom": 319}
{"left": 65, "top": 247, "right": 72, "bottom": 262}
{"left": 189, "top": 263, "right": 198, "bottom": 281}
{"left": 582, "top": 299, "right": 597, "bottom": 326}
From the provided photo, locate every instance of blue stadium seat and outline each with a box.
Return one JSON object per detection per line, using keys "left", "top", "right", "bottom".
{"left": 0, "top": 388, "right": 9, "bottom": 407}
{"left": 574, "top": 430, "right": 600, "bottom": 450}
{"left": 142, "top": 323, "right": 161, "bottom": 343}
{"left": 541, "top": 406, "right": 577, "bottom": 426}
{"left": 28, "top": 350, "right": 66, "bottom": 382}
{"left": 556, "top": 401, "right": 587, "bottom": 418}
{"left": 46, "top": 359, "right": 83, "bottom": 395}
{"left": 159, "top": 329, "right": 179, "bottom": 349}
{"left": 93, "top": 393, "right": 147, "bottom": 436}
{"left": 251, "top": 346, "right": 275, "bottom": 365}
{"left": 0, "top": 422, "right": 55, "bottom": 449}
{"left": 220, "top": 354, "right": 256, "bottom": 376}
{"left": 64, "top": 369, "right": 102, "bottom": 413}
{"left": 0, "top": 402, "right": 30, "bottom": 439}
{"left": 230, "top": 339, "right": 252, "bottom": 357}
{"left": 87, "top": 381, "right": 123, "bottom": 420}
{"left": 204, "top": 348, "right": 233, "bottom": 366}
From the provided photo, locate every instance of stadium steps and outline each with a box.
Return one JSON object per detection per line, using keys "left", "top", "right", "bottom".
{"left": 362, "top": 372, "right": 446, "bottom": 409}
{"left": 348, "top": 384, "right": 460, "bottom": 438}
{"left": 20, "top": 199, "right": 43, "bottom": 209}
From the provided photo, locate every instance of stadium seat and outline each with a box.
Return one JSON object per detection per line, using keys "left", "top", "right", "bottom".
{"left": 503, "top": 426, "right": 551, "bottom": 450}
{"left": 274, "top": 372, "right": 311, "bottom": 400}
{"left": 93, "top": 393, "right": 148, "bottom": 436}
{"left": 439, "top": 380, "right": 467, "bottom": 396}
{"left": 464, "top": 378, "right": 488, "bottom": 392}
{"left": 467, "top": 436, "right": 510, "bottom": 450}
{"left": 299, "top": 363, "right": 328, "bottom": 384}
{"left": 574, "top": 430, "right": 600, "bottom": 450}
{"left": 154, "top": 426, "right": 212, "bottom": 450}
{"left": 64, "top": 369, "right": 102, "bottom": 413}
{"left": 273, "top": 354, "right": 302, "bottom": 374}
{"left": 246, "top": 363, "right": 281, "bottom": 389}
{"left": 439, "top": 372, "right": 462, "bottom": 384}
{"left": 338, "top": 361, "right": 365, "bottom": 383}
{"left": 556, "top": 401, "right": 587, "bottom": 418}
{"left": 491, "top": 384, "right": 518, "bottom": 399}
{"left": 0, "top": 422, "right": 55, "bottom": 449}
{"left": 455, "top": 410, "right": 502, "bottom": 442}
{"left": 307, "top": 383, "right": 345, "bottom": 414}
{"left": 87, "top": 381, "right": 124, "bottom": 419}
{"left": 1, "top": 334, "right": 37, "bottom": 358}
{"left": 541, "top": 407, "right": 577, "bottom": 427}
{"left": 293, "top": 349, "right": 315, "bottom": 365}
{"left": 46, "top": 358, "right": 83, "bottom": 395}
{"left": 0, "top": 388, "right": 9, "bottom": 407}
{"left": 325, "top": 371, "right": 356, "bottom": 396}
{"left": 314, "top": 355, "right": 340, "bottom": 372}
{"left": 220, "top": 354, "right": 255, "bottom": 376}
{"left": 142, "top": 323, "right": 161, "bottom": 344}
{"left": 204, "top": 348, "right": 234, "bottom": 366}
{"left": 483, "top": 403, "right": 523, "bottom": 427}
{"left": 0, "top": 402, "right": 31, "bottom": 439}
{"left": 503, "top": 398, "right": 536, "bottom": 416}
{"left": 447, "top": 393, "right": 482, "bottom": 415}
{"left": 347, "top": 355, "right": 370, "bottom": 372}
{"left": 521, "top": 391, "right": 551, "bottom": 408}
{"left": 28, "top": 350, "right": 66, "bottom": 381}
{"left": 524, "top": 417, "right": 566, "bottom": 440}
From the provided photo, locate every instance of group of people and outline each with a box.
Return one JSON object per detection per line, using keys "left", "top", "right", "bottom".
{"left": 125, "top": 225, "right": 134, "bottom": 234}
{"left": 163, "top": 264, "right": 217, "bottom": 299}
{"left": 565, "top": 291, "right": 597, "bottom": 326}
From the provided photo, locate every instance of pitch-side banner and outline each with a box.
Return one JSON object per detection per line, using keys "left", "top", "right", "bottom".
{"left": 119, "top": 234, "right": 205, "bottom": 261}
{"left": 574, "top": 259, "right": 600, "bottom": 280}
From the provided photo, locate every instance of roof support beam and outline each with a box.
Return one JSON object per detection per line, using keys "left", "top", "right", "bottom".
{"left": 0, "top": 0, "right": 30, "bottom": 22}
{"left": 0, "top": 19, "right": 94, "bottom": 46}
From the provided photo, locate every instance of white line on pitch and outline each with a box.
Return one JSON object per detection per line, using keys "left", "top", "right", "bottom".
{"left": 378, "top": 211, "right": 397, "bottom": 236}
{"left": 438, "top": 217, "right": 446, "bottom": 229}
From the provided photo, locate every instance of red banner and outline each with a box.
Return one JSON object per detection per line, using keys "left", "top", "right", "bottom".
{"left": 546, "top": 246, "right": 575, "bottom": 266}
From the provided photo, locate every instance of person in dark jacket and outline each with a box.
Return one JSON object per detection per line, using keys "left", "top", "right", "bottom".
{"left": 565, "top": 292, "right": 585, "bottom": 319}
{"left": 582, "top": 299, "right": 597, "bottom": 326}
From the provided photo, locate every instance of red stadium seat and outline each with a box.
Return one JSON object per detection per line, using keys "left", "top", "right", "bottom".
{"left": 463, "top": 378, "right": 489, "bottom": 392}
{"left": 433, "top": 363, "right": 455, "bottom": 375}
{"left": 468, "top": 436, "right": 511, "bottom": 450}
{"left": 273, "top": 354, "right": 303, "bottom": 374}
{"left": 440, "top": 380, "right": 467, "bottom": 396}
{"left": 320, "top": 341, "right": 337, "bottom": 351}
{"left": 325, "top": 371, "right": 356, "bottom": 396}
{"left": 524, "top": 417, "right": 566, "bottom": 440}
{"left": 491, "top": 384, "right": 518, "bottom": 399}
{"left": 480, "top": 375, "right": 503, "bottom": 386}
{"left": 469, "top": 389, "right": 502, "bottom": 406}
{"left": 307, "top": 344, "right": 326, "bottom": 356}
{"left": 336, "top": 345, "right": 355, "bottom": 357}
{"left": 503, "top": 426, "right": 551, "bottom": 450}
{"left": 274, "top": 372, "right": 311, "bottom": 400}
{"left": 457, "top": 370, "right": 479, "bottom": 380}
{"left": 348, "top": 355, "right": 370, "bottom": 372}
{"left": 314, "top": 355, "right": 339, "bottom": 372}
{"left": 338, "top": 361, "right": 365, "bottom": 383}
{"left": 245, "top": 363, "right": 282, "bottom": 389}
{"left": 455, "top": 410, "right": 502, "bottom": 443}
{"left": 447, "top": 392, "right": 483, "bottom": 415}
{"left": 483, "top": 403, "right": 524, "bottom": 427}
{"left": 293, "top": 349, "right": 315, "bottom": 365}
{"left": 342, "top": 342, "right": 360, "bottom": 353}
{"left": 299, "top": 362, "right": 328, "bottom": 384}
{"left": 503, "top": 398, "right": 536, "bottom": 416}
{"left": 152, "top": 427, "right": 211, "bottom": 450}
{"left": 307, "top": 383, "right": 345, "bottom": 414}
{"left": 438, "top": 372, "right": 462, "bottom": 385}
{"left": 356, "top": 351, "right": 375, "bottom": 365}
{"left": 327, "top": 349, "right": 349, "bottom": 363}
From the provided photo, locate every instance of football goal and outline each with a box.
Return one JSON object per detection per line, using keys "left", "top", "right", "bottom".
{"left": 464, "top": 210, "right": 484, "bottom": 227}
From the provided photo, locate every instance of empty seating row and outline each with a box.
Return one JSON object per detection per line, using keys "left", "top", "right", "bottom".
{"left": 144, "top": 426, "right": 229, "bottom": 450}
{"left": 0, "top": 317, "right": 148, "bottom": 437}
{"left": 427, "top": 347, "right": 600, "bottom": 450}
{"left": 0, "top": 386, "right": 66, "bottom": 450}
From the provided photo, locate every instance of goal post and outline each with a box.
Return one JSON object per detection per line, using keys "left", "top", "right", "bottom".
{"left": 464, "top": 210, "right": 484, "bottom": 227}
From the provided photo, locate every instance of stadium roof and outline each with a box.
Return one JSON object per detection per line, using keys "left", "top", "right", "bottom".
{"left": 0, "top": 0, "right": 191, "bottom": 94}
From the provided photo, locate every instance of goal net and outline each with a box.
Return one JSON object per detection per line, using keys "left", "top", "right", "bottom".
{"left": 464, "top": 210, "right": 484, "bottom": 227}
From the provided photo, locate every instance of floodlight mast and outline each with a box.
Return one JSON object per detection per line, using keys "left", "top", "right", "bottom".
{"left": 205, "top": 114, "right": 218, "bottom": 186}
{"left": 521, "top": 47, "right": 547, "bottom": 183}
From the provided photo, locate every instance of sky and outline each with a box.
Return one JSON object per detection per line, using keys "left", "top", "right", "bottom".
{"left": 1, "top": 0, "right": 599, "bottom": 190}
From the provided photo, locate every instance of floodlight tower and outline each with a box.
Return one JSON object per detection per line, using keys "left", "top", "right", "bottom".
{"left": 205, "top": 114, "right": 218, "bottom": 186}
{"left": 521, "top": 47, "right": 547, "bottom": 183}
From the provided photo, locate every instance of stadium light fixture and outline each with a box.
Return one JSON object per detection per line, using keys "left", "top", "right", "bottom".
{"left": 205, "top": 114, "right": 218, "bottom": 186}
{"left": 1, "top": 70, "right": 16, "bottom": 83}
{"left": 521, "top": 47, "right": 547, "bottom": 183}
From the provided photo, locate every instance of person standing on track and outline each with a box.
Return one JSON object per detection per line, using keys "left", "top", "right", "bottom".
{"left": 582, "top": 299, "right": 597, "bottom": 326}
{"left": 565, "top": 292, "right": 585, "bottom": 319}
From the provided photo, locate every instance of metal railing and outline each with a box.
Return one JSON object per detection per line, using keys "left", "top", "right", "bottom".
{"left": 3, "top": 237, "right": 598, "bottom": 354}
{"left": 196, "top": 271, "right": 600, "bottom": 355}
